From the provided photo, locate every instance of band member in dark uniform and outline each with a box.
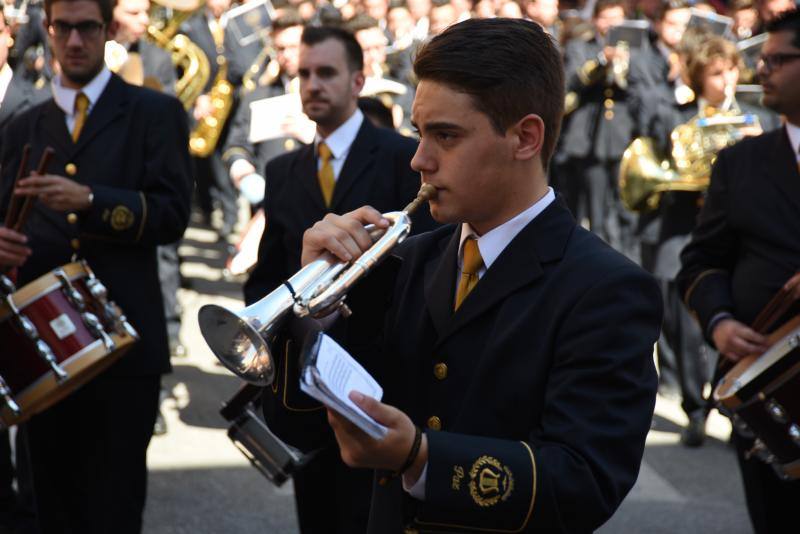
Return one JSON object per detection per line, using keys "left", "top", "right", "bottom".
{"left": 244, "top": 26, "right": 435, "bottom": 534}
{"left": 0, "top": 10, "right": 49, "bottom": 530}
{"left": 641, "top": 35, "right": 779, "bottom": 446}
{"left": 677, "top": 9, "right": 800, "bottom": 533}
{"left": 109, "top": 0, "right": 176, "bottom": 93}
{"left": 560, "top": 0, "right": 639, "bottom": 256}
{"left": 222, "top": 10, "right": 304, "bottom": 211}
{"left": 272, "top": 18, "right": 662, "bottom": 532}
{"left": 0, "top": 0, "right": 192, "bottom": 531}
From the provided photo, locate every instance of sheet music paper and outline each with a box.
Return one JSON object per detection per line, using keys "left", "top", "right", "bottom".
{"left": 248, "top": 93, "right": 316, "bottom": 144}
{"left": 300, "top": 334, "right": 388, "bottom": 439}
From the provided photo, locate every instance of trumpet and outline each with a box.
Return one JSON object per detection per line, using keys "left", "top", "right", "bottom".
{"left": 198, "top": 184, "right": 436, "bottom": 385}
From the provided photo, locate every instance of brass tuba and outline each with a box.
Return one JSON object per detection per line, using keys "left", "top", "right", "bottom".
{"left": 197, "top": 184, "right": 436, "bottom": 386}
{"left": 147, "top": 0, "right": 210, "bottom": 110}
{"left": 619, "top": 87, "right": 759, "bottom": 212}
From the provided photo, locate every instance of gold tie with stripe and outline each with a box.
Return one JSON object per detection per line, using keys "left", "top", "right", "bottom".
{"left": 318, "top": 142, "right": 335, "bottom": 207}
{"left": 455, "top": 237, "right": 483, "bottom": 310}
{"left": 72, "top": 92, "right": 89, "bottom": 142}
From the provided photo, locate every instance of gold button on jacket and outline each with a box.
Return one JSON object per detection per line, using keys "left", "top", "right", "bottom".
{"left": 67, "top": 213, "right": 78, "bottom": 224}
{"left": 433, "top": 363, "right": 448, "bottom": 380}
{"left": 70, "top": 238, "right": 80, "bottom": 250}
{"left": 427, "top": 416, "right": 442, "bottom": 430}
{"left": 65, "top": 163, "right": 77, "bottom": 176}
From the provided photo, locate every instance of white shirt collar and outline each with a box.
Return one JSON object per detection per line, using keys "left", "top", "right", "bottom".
{"left": 52, "top": 67, "right": 112, "bottom": 117}
{"left": 786, "top": 121, "right": 800, "bottom": 163}
{"left": 0, "top": 64, "right": 13, "bottom": 104}
{"left": 458, "top": 187, "right": 556, "bottom": 272}
{"left": 315, "top": 108, "right": 364, "bottom": 159}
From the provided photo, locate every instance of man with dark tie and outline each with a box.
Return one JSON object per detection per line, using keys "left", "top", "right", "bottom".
{"left": 244, "top": 26, "right": 435, "bottom": 533}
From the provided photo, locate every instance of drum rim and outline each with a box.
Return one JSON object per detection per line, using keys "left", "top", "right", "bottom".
{"left": 715, "top": 325, "right": 800, "bottom": 401}
{"left": 0, "top": 331, "right": 134, "bottom": 428}
{"left": 0, "top": 262, "right": 87, "bottom": 322}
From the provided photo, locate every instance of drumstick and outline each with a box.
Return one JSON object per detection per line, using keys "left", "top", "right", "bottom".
{"left": 13, "top": 147, "right": 55, "bottom": 233}
{"left": 3, "top": 144, "right": 32, "bottom": 229}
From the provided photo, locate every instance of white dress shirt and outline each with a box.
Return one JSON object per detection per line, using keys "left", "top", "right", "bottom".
{"left": 404, "top": 186, "right": 557, "bottom": 499}
{"left": 786, "top": 121, "right": 800, "bottom": 164}
{"left": 0, "top": 64, "right": 13, "bottom": 106}
{"left": 51, "top": 67, "right": 112, "bottom": 135}
{"left": 315, "top": 108, "right": 364, "bottom": 182}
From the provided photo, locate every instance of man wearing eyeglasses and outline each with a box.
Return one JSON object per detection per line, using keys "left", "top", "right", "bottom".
{"left": 677, "top": 8, "right": 800, "bottom": 534}
{"left": 0, "top": 0, "right": 192, "bottom": 532}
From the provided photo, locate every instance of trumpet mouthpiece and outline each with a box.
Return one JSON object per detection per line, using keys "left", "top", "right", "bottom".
{"left": 403, "top": 183, "right": 437, "bottom": 215}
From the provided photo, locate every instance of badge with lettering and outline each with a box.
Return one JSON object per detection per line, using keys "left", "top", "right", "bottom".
{"left": 452, "top": 465, "right": 464, "bottom": 491}
{"left": 468, "top": 455, "right": 514, "bottom": 507}
{"left": 110, "top": 206, "right": 135, "bottom": 231}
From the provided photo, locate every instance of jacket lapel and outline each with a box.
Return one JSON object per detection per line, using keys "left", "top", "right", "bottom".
{"left": 38, "top": 100, "right": 73, "bottom": 158}
{"left": 73, "top": 75, "right": 129, "bottom": 155}
{"left": 765, "top": 128, "right": 800, "bottom": 211}
{"left": 432, "top": 197, "right": 576, "bottom": 347}
{"left": 330, "top": 119, "right": 378, "bottom": 210}
{"left": 296, "top": 143, "right": 327, "bottom": 211}
{"left": 423, "top": 227, "right": 460, "bottom": 336}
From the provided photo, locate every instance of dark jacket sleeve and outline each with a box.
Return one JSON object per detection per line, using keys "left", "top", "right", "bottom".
{"left": 415, "top": 266, "right": 661, "bottom": 532}
{"left": 676, "top": 145, "right": 738, "bottom": 338}
{"left": 78, "top": 95, "right": 192, "bottom": 246}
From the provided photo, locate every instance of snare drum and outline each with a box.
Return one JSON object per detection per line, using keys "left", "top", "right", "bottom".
{"left": 714, "top": 320, "right": 800, "bottom": 480}
{"left": 0, "top": 261, "right": 138, "bottom": 428}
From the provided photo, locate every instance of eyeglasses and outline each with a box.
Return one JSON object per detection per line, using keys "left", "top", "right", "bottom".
{"left": 49, "top": 20, "right": 105, "bottom": 41}
{"left": 757, "top": 53, "right": 800, "bottom": 72}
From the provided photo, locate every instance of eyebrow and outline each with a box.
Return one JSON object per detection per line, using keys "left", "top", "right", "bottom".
{"left": 411, "top": 121, "right": 467, "bottom": 133}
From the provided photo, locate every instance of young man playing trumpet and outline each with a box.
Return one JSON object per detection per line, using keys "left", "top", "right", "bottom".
{"left": 271, "top": 17, "right": 663, "bottom": 532}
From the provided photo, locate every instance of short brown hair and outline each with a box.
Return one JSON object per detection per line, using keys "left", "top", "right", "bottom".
{"left": 413, "top": 18, "right": 564, "bottom": 171}
{"left": 686, "top": 35, "right": 742, "bottom": 95}
{"left": 593, "top": 0, "right": 626, "bottom": 18}
{"left": 44, "top": 0, "right": 116, "bottom": 24}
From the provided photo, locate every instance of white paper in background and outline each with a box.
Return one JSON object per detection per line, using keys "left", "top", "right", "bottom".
{"left": 248, "top": 93, "right": 316, "bottom": 144}
{"left": 314, "top": 334, "right": 384, "bottom": 418}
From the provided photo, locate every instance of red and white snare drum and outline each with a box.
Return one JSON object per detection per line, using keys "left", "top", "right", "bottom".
{"left": 714, "top": 318, "right": 800, "bottom": 480}
{"left": 0, "top": 261, "right": 138, "bottom": 427}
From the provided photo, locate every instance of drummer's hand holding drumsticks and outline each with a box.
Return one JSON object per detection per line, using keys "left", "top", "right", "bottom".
{"left": 784, "top": 271, "right": 800, "bottom": 301}
{"left": 14, "top": 173, "right": 92, "bottom": 213}
{"left": 712, "top": 318, "right": 769, "bottom": 362}
{"left": 0, "top": 227, "right": 31, "bottom": 267}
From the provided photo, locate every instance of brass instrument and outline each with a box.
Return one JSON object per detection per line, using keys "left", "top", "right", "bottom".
{"left": 198, "top": 184, "right": 436, "bottom": 385}
{"left": 189, "top": 53, "right": 234, "bottom": 157}
{"left": 619, "top": 86, "right": 759, "bottom": 212}
{"left": 242, "top": 45, "right": 277, "bottom": 93}
{"left": 147, "top": 0, "right": 210, "bottom": 110}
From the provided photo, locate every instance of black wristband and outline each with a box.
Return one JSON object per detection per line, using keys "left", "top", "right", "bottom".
{"left": 393, "top": 425, "right": 422, "bottom": 478}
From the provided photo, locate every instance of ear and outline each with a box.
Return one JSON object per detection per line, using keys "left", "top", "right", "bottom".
{"left": 107, "top": 19, "right": 119, "bottom": 41}
{"left": 352, "top": 69, "right": 365, "bottom": 97}
{"left": 510, "top": 113, "right": 545, "bottom": 162}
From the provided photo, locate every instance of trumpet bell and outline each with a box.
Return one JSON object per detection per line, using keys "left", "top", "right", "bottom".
{"left": 198, "top": 304, "right": 274, "bottom": 386}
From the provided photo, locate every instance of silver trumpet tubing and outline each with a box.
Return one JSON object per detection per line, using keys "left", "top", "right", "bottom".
{"left": 198, "top": 184, "right": 436, "bottom": 386}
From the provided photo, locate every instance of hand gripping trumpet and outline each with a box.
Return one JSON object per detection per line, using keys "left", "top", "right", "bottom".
{"left": 198, "top": 184, "right": 437, "bottom": 386}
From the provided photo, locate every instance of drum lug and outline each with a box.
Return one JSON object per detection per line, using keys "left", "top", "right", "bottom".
{"left": 0, "top": 275, "right": 15, "bottom": 295}
{"left": 732, "top": 414, "right": 755, "bottom": 439}
{"left": 789, "top": 335, "right": 800, "bottom": 349}
{"left": 15, "top": 315, "right": 39, "bottom": 341}
{"left": 35, "top": 340, "right": 69, "bottom": 382}
{"left": 54, "top": 268, "right": 86, "bottom": 310}
{"left": 81, "top": 312, "right": 116, "bottom": 352}
{"left": 86, "top": 275, "right": 138, "bottom": 340}
{"left": 745, "top": 439, "right": 775, "bottom": 464}
{"left": 0, "top": 376, "right": 21, "bottom": 417}
{"left": 789, "top": 424, "right": 800, "bottom": 448}
{"left": 765, "top": 399, "right": 789, "bottom": 425}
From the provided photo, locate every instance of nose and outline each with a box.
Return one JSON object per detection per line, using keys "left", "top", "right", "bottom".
{"left": 66, "top": 27, "right": 83, "bottom": 47}
{"left": 410, "top": 139, "right": 435, "bottom": 174}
